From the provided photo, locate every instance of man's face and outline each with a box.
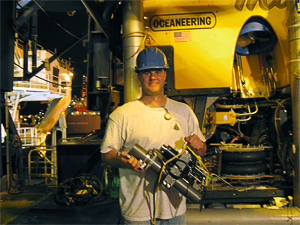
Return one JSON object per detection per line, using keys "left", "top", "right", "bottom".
{"left": 138, "top": 69, "right": 167, "bottom": 96}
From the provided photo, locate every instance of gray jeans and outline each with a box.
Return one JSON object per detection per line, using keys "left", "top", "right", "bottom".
{"left": 121, "top": 213, "right": 186, "bottom": 225}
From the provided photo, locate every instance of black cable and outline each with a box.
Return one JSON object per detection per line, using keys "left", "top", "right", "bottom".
{"left": 14, "top": 62, "right": 23, "bottom": 70}
{"left": 34, "top": 75, "right": 69, "bottom": 87}
{"left": 54, "top": 173, "right": 103, "bottom": 206}
{"left": 33, "top": 0, "right": 81, "bottom": 40}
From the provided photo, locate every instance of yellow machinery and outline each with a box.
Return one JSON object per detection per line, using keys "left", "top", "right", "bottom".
{"left": 139, "top": 0, "right": 298, "bottom": 207}
{"left": 83, "top": 0, "right": 299, "bottom": 209}
{"left": 143, "top": 0, "right": 288, "bottom": 91}
{"left": 1, "top": 1, "right": 299, "bottom": 222}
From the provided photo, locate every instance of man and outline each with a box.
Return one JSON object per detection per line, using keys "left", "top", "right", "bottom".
{"left": 101, "top": 47, "right": 206, "bottom": 224}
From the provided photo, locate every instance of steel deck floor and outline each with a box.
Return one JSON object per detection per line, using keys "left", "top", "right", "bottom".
{"left": 0, "top": 185, "right": 120, "bottom": 225}
{"left": 1, "top": 184, "right": 300, "bottom": 225}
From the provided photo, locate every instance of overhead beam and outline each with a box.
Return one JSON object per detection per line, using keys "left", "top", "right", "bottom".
{"left": 81, "top": 0, "right": 109, "bottom": 39}
{"left": 16, "top": 0, "right": 45, "bottom": 28}
{"left": 24, "top": 33, "right": 87, "bottom": 80}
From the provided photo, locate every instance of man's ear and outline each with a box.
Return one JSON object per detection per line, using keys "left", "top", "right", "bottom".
{"left": 163, "top": 70, "right": 167, "bottom": 80}
{"left": 137, "top": 73, "right": 142, "bottom": 82}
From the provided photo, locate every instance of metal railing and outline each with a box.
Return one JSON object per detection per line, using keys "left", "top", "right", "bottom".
{"left": 28, "top": 146, "right": 57, "bottom": 186}
{"left": 13, "top": 73, "right": 67, "bottom": 95}
{"left": 17, "top": 127, "right": 41, "bottom": 146}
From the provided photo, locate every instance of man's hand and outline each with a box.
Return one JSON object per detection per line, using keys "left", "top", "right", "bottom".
{"left": 184, "top": 134, "right": 207, "bottom": 156}
{"left": 120, "top": 151, "right": 145, "bottom": 173}
{"left": 101, "top": 150, "right": 145, "bottom": 173}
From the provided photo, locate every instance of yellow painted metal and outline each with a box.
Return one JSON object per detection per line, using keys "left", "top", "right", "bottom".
{"left": 143, "top": 0, "right": 289, "bottom": 91}
{"left": 208, "top": 111, "right": 236, "bottom": 125}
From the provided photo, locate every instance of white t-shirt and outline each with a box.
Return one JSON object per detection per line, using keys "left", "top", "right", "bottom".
{"left": 101, "top": 98, "right": 206, "bottom": 221}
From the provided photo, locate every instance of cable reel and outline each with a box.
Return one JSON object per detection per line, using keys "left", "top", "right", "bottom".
{"left": 54, "top": 173, "right": 103, "bottom": 206}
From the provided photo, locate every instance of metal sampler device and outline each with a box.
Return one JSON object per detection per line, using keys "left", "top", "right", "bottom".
{"left": 129, "top": 143, "right": 208, "bottom": 205}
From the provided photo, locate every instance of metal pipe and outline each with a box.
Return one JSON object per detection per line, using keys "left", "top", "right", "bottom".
{"left": 186, "top": 207, "right": 300, "bottom": 224}
{"left": 23, "top": 32, "right": 29, "bottom": 80}
{"left": 5, "top": 93, "right": 11, "bottom": 189}
{"left": 31, "top": 12, "right": 38, "bottom": 71}
{"left": 122, "top": 0, "right": 144, "bottom": 102}
{"left": 288, "top": 0, "right": 300, "bottom": 208}
{"left": 236, "top": 101, "right": 258, "bottom": 117}
{"left": 0, "top": 0, "right": 15, "bottom": 91}
{"left": 12, "top": 92, "right": 20, "bottom": 122}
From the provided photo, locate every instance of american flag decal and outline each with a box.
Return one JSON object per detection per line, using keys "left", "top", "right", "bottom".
{"left": 174, "top": 31, "right": 191, "bottom": 42}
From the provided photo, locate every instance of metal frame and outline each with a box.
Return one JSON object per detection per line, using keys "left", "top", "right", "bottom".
{"left": 28, "top": 147, "right": 57, "bottom": 186}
